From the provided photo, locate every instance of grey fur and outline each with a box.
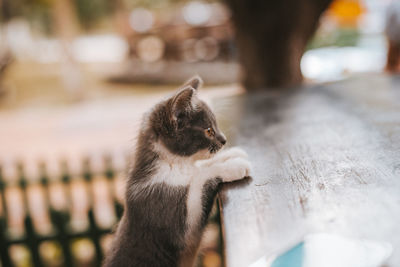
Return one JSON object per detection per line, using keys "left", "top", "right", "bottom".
{"left": 182, "top": 75, "right": 203, "bottom": 90}
{"left": 104, "top": 184, "right": 188, "bottom": 267}
{"left": 103, "top": 76, "right": 227, "bottom": 267}
{"left": 200, "top": 178, "right": 222, "bottom": 228}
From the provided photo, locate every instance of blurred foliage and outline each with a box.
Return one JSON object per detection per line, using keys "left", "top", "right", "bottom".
{"left": 1, "top": 0, "right": 111, "bottom": 31}
{"left": 125, "top": 0, "right": 178, "bottom": 9}
{"left": 0, "top": 0, "right": 226, "bottom": 33}
{"left": 72, "top": 0, "right": 192, "bottom": 30}
{"left": 123, "top": 0, "right": 212, "bottom": 9}
{"left": 0, "top": 0, "right": 192, "bottom": 32}
{"left": 1, "top": 0, "right": 51, "bottom": 19}
{"left": 307, "top": 28, "right": 360, "bottom": 50}
{"left": 73, "top": 0, "right": 113, "bottom": 30}
{"left": 306, "top": 0, "right": 363, "bottom": 49}
{"left": 0, "top": 0, "right": 52, "bottom": 33}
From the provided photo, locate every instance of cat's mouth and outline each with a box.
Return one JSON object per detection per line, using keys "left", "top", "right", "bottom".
{"left": 209, "top": 144, "right": 222, "bottom": 154}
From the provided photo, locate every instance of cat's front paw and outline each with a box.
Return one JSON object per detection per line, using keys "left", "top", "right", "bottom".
{"left": 214, "top": 147, "right": 248, "bottom": 163}
{"left": 220, "top": 158, "right": 251, "bottom": 183}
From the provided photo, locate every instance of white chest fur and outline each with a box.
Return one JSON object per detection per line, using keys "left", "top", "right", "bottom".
{"left": 150, "top": 142, "right": 251, "bottom": 240}
{"left": 151, "top": 153, "right": 209, "bottom": 239}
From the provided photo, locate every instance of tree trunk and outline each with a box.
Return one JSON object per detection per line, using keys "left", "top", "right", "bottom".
{"left": 0, "top": 0, "right": 12, "bottom": 22}
{"left": 225, "top": 0, "right": 333, "bottom": 89}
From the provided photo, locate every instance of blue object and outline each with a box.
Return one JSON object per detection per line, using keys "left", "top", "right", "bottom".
{"left": 271, "top": 242, "right": 304, "bottom": 267}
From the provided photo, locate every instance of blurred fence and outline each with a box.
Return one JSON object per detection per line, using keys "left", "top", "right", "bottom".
{"left": 0, "top": 157, "right": 124, "bottom": 267}
{"left": 0, "top": 157, "right": 221, "bottom": 267}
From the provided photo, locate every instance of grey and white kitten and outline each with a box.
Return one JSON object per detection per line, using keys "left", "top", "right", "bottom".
{"left": 103, "top": 76, "right": 251, "bottom": 267}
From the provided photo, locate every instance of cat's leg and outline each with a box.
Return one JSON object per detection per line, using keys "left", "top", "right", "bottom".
{"left": 189, "top": 156, "right": 250, "bottom": 231}
{"left": 214, "top": 157, "right": 251, "bottom": 182}
{"left": 182, "top": 156, "right": 250, "bottom": 267}
{"left": 179, "top": 176, "right": 224, "bottom": 267}
{"left": 213, "top": 147, "right": 248, "bottom": 162}
{"left": 197, "top": 147, "right": 248, "bottom": 168}
{"left": 197, "top": 156, "right": 251, "bottom": 183}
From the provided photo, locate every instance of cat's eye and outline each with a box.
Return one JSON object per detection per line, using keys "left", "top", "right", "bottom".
{"left": 205, "top": 127, "right": 215, "bottom": 137}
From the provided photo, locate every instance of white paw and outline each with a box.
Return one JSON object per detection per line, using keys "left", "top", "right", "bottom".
{"left": 220, "top": 158, "right": 251, "bottom": 182}
{"left": 214, "top": 147, "right": 248, "bottom": 163}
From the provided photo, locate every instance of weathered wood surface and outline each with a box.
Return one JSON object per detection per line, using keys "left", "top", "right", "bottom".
{"left": 217, "top": 74, "right": 400, "bottom": 267}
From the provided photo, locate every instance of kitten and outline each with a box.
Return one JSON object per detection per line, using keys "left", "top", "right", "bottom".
{"left": 103, "top": 76, "right": 251, "bottom": 267}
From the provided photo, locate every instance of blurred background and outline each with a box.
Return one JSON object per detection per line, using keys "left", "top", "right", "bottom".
{"left": 0, "top": 0, "right": 395, "bottom": 266}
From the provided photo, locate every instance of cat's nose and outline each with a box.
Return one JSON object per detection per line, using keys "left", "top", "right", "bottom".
{"left": 217, "top": 133, "right": 226, "bottom": 145}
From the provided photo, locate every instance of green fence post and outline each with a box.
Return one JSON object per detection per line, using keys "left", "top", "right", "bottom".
{"left": 82, "top": 158, "right": 104, "bottom": 266}
{"left": 53, "top": 159, "right": 74, "bottom": 267}
{"left": 50, "top": 210, "right": 74, "bottom": 267}
{"left": 0, "top": 164, "right": 12, "bottom": 266}
{"left": 0, "top": 164, "right": 8, "bottom": 221}
{"left": 0, "top": 217, "right": 12, "bottom": 267}
{"left": 17, "top": 162, "right": 43, "bottom": 267}
{"left": 103, "top": 155, "right": 123, "bottom": 219}
{"left": 60, "top": 160, "right": 72, "bottom": 209}
{"left": 38, "top": 162, "right": 52, "bottom": 213}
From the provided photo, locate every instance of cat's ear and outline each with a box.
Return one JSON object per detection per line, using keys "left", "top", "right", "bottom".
{"left": 171, "top": 86, "right": 196, "bottom": 121}
{"left": 182, "top": 75, "right": 203, "bottom": 90}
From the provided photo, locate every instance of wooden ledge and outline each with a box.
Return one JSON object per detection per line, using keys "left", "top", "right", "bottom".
{"left": 217, "top": 74, "right": 400, "bottom": 267}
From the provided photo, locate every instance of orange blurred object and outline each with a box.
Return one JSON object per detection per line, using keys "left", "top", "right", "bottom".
{"left": 329, "top": 0, "right": 364, "bottom": 26}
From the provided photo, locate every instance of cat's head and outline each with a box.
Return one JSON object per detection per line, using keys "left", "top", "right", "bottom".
{"left": 149, "top": 76, "right": 226, "bottom": 159}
